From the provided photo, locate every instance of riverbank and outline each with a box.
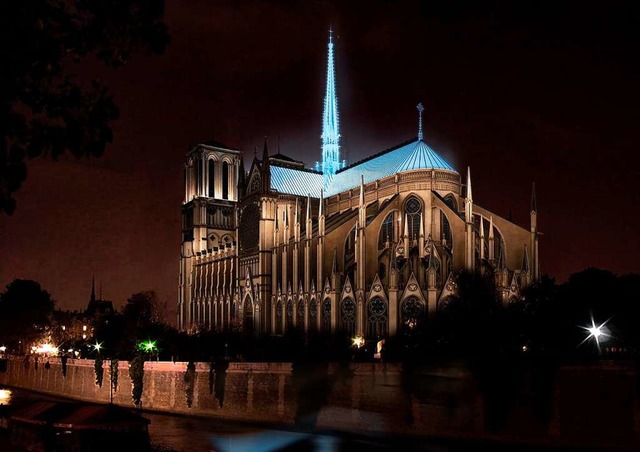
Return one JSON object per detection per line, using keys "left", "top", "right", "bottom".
{"left": 2, "top": 357, "right": 640, "bottom": 451}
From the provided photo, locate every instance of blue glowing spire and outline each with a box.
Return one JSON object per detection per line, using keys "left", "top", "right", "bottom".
{"left": 320, "top": 28, "right": 343, "bottom": 188}
{"left": 417, "top": 103, "right": 424, "bottom": 141}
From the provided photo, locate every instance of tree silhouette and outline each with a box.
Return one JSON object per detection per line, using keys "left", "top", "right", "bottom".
{"left": 0, "top": 0, "right": 169, "bottom": 214}
{"left": 0, "top": 279, "right": 55, "bottom": 352}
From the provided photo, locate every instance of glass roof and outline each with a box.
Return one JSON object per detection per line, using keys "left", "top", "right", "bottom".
{"left": 269, "top": 138, "right": 456, "bottom": 198}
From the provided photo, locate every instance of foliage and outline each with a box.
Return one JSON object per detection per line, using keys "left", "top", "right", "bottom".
{"left": 94, "top": 354, "right": 103, "bottom": 387}
{"left": 123, "top": 290, "right": 161, "bottom": 338}
{"left": 183, "top": 361, "right": 196, "bottom": 408}
{"left": 0, "top": 0, "right": 170, "bottom": 214}
{"left": 129, "top": 355, "right": 145, "bottom": 406}
{"left": 0, "top": 279, "right": 55, "bottom": 351}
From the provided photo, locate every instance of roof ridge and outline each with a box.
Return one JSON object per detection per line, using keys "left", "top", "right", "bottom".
{"left": 335, "top": 137, "right": 417, "bottom": 174}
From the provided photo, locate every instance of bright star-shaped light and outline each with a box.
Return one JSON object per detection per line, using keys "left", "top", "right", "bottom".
{"left": 92, "top": 342, "right": 103, "bottom": 352}
{"left": 352, "top": 336, "right": 364, "bottom": 348}
{"left": 138, "top": 340, "right": 157, "bottom": 353}
{"left": 579, "top": 315, "right": 612, "bottom": 350}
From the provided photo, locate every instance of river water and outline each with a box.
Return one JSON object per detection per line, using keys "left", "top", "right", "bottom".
{"left": 3, "top": 359, "right": 640, "bottom": 452}
{"left": 0, "top": 387, "right": 406, "bottom": 451}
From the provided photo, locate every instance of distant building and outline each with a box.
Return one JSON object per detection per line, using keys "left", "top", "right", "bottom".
{"left": 86, "top": 277, "right": 113, "bottom": 318}
{"left": 178, "top": 31, "right": 540, "bottom": 337}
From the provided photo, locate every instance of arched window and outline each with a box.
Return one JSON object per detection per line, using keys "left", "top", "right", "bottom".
{"left": 444, "top": 195, "right": 457, "bottom": 212}
{"left": 322, "top": 298, "right": 331, "bottom": 332}
{"left": 297, "top": 299, "right": 305, "bottom": 327}
{"left": 195, "top": 158, "right": 202, "bottom": 195}
{"left": 340, "top": 298, "right": 356, "bottom": 335}
{"left": 401, "top": 297, "right": 425, "bottom": 332}
{"left": 275, "top": 299, "right": 283, "bottom": 334}
{"left": 222, "top": 161, "right": 229, "bottom": 199}
{"left": 309, "top": 299, "right": 317, "bottom": 332}
{"left": 441, "top": 211, "right": 452, "bottom": 247}
{"left": 208, "top": 159, "right": 216, "bottom": 198}
{"left": 404, "top": 196, "right": 422, "bottom": 241}
{"left": 367, "top": 297, "right": 388, "bottom": 339}
{"left": 286, "top": 299, "right": 294, "bottom": 330}
{"left": 344, "top": 225, "right": 356, "bottom": 285}
{"left": 243, "top": 296, "right": 253, "bottom": 333}
{"left": 378, "top": 212, "right": 395, "bottom": 249}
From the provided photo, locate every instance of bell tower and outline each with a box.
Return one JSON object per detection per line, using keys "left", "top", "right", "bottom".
{"left": 178, "top": 140, "right": 241, "bottom": 331}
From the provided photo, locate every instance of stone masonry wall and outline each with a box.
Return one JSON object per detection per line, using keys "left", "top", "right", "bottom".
{"left": 0, "top": 356, "right": 482, "bottom": 437}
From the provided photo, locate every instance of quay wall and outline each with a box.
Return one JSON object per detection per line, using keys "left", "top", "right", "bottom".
{"left": 0, "top": 357, "right": 480, "bottom": 436}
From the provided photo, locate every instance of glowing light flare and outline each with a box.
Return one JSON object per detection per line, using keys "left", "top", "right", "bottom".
{"left": 138, "top": 340, "right": 157, "bottom": 353}
{"left": 34, "top": 342, "right": 58, "bottom": 356}
{"left": 579, "top": 315, "right": 612, "bottom": 351}
{"left": 0, "top": 345, "right": 6, "bottom": 353}
{"left": 0, "top": 389, "right": 12, "bottom": 404}
{"left": 92, "top": 342, "right": 103, "bottom": 352}
{"left": 352, "top": 336, "right": 365, "bottom": 348}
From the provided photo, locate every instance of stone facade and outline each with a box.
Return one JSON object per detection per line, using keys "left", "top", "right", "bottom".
{"left": 177, "top": 35, "right": 540, "bottom": 335}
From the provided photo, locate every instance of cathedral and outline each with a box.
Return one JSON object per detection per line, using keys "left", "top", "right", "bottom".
{"left": 177, "top": 32, "right": 540, "bottom": 338}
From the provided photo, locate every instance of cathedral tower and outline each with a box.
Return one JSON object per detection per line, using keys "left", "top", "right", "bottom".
{"left": 178, "top": 141, "right": 241, "bottom": 331}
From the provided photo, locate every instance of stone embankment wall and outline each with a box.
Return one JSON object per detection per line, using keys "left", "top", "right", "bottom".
{"left": 0, "top": 357, "right": 481, "bottom": 436}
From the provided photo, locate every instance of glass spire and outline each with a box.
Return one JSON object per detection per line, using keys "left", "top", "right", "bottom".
{"left": 320, "top": 28, "right": 343, "bottom": 188}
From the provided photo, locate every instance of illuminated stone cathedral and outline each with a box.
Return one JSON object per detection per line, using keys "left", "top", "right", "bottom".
{"left": 177, "top": 32, "right": 540, "bottom": 337}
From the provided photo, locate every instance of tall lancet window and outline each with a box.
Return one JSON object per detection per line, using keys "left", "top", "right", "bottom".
{"left": 405, "top": 196, "right": 422, "bottom": 241}
{"left": 195, "top": 158, "right": 202, "bottom": 196}
{"left": 378, "top": 212, "right": 395, "bottom": 249}
{"left": 222, "top": 161, "right": 229, "bottom": 199}
{"left": 208, "top": 159, "right": 215, "bottom": 198}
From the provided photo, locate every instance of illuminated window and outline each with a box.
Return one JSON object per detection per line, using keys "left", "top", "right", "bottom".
{"left": 404, "top": 196, "right": 422, "bottom": 240}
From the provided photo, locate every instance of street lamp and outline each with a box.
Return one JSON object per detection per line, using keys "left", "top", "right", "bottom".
{"left": 579, "top": 314, "right": 612, "bottom": 351}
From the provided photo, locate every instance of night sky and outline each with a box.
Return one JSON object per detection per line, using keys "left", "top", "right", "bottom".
{"left": 1, "top": 1, "right": 638, "bottom": 320}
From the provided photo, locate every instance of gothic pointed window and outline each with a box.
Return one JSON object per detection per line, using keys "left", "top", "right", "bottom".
{"left": 404, "top": 196, "right": 422, "bottom": 241}
{"left": 208, "top": 159, "right": 216, "bottom": 198}
{"left": 322, "top": 298, "right": 331, "bottom": 332}
{"left": 243, "top": 296, "right": 253, "bottom": 333}
{"left": 222, "top": 161, "right": 229, "bottom": 199}
{"left": 286, "top": 299, "right": 294, "bottom": 330}
{"left": 367, "top": 297, "right": 388, "bottom": 339}
{"left": 276, "top": 299, "right": 283, "bottom": 334}
{"left": 195, "top": 158, "right": 202, "bottom": 195}
{"left": 401, "top": 296, "right": 425, "bottom": 333}
{"left": 441, "top": 211, "right": 452, "bottom": 247}
{"left": 378, "top": 212, "right": 395, "bottom": 249}
{"left": 309, "top": 299, "right": 317, "bottom": 332}
{"left": 297, "top": 299, "right": 305, "bottom": 328}
{"left": 340, "top": 298, "right": 356, "bottom": 335}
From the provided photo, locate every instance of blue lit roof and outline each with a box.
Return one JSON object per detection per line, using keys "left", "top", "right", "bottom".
{"left": 270, "top": 165, "right": 324, "bottom": 197}
{"left": 326, "top": 139, "right": 456, "bottom": 196}
{"left": 269, "top": 138, "right": 455, "bottom": 198}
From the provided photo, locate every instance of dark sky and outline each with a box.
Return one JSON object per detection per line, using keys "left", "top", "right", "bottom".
{"left": 1, "top": 0, "right": 639, "bottom": 320}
